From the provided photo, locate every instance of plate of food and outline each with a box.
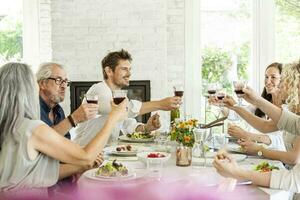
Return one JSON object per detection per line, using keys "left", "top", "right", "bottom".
{"left": 104, "top": 144, "right": 138, "bottom": 156}
{"left": 119, "top": 132, "right": 155, "bottom": 143}
{"left": 224, "top": 143, "right": 246, "bottom": 154}
{"left": 253, "top": 161, "right": 279, "bottom": 172}
{"left": 84, "top": 160, "right": 135, "bottom": 181}
{"left": 137, "top": 152, "right": 171, "bottom": 163}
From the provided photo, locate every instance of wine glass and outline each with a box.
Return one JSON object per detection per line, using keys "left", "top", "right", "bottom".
{"left": 216, "top": 90, "right": 226, "bottom": 108}
{"left": 233, "top": 80, "right": 246, "bottom": 106}
{"left": 207, "top": 83, "right": 218, "bottom": 97}
{"left": 112, "top": 90, "right": 127, "bottom": 104}
{"left": 85, "top": 94, "right": 100, "bottom": 117}
{"left": 85, "top": 94, "right": 99, "bottom": 104}
{"left": 206, "top": 83, "right": 221, "bottom": 110}
{"left": 174, "top": 85, "right": 184, "bottom": 98}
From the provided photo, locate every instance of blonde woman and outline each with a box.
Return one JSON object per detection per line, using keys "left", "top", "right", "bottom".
{"left": 0, "top": 63, "right": 127, "bottom": 192}
{"left": 213, "top": 60, "right": 300, "bottom": 194}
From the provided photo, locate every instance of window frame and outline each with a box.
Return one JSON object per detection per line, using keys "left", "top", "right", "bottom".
{"left": 23, "top": 0, "right": 41, "bottom": 71}
{"left": 184, "top": 0, "right": 276, "bottom": 117}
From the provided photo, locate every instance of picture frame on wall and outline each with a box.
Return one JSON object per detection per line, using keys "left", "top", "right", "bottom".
{"left": 70, "top": 80, "right": 151, "bottom": 123}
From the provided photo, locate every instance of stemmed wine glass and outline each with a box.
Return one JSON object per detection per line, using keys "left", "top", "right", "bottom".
{"left": 233, "top": 80, "right": 246, "bottom": 106}
{"left": 207, "top": 83, "right": 218, "bottom": 97}
{"left": 85, "top": 94, "right": 100, "bottom": 117}
{"left": 85, "top": 94, "right": 99, "bottom": 104}
{"left": 174, "top": 85, "right": 184, "bottom": 98}
{"left": 216, "top": 90, "right": 226, "bottom": 108}
{"left": 112, "top": 90, "right": 127, "bottom": 104}
{"left": 206, "top": 83, "right": 220, "bottom": 111}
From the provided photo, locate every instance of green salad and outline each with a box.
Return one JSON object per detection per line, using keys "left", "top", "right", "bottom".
{"left": 254, "top": 161, "right": 279, "bottom": 172}
{"left": 96, "top": 160, "right": 128, "bottom": 177}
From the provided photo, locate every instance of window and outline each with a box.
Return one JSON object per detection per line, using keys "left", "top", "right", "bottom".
{"left": 275, "top": 0, "right": 300, "bottom": 63}
{"left": 201, "top": 0, "right": 252, "bottom": 92}
{"left": 0, "top": 0, "right": 23, "bottom": 64}
{"left": 200, "top": 0, "right": 252, "bottom": 124}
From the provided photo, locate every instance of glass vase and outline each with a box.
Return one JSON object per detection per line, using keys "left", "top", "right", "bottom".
{"left": 176, "top": 144, "right": 192, "bottom": 167}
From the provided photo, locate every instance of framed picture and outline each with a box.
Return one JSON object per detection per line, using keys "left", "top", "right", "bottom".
{"left": 70, "top": 80, "right": 151, "bottom": 123}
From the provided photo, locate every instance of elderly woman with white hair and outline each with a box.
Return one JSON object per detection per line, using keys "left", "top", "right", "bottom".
{"left": 0, "top": 63, "right": 127, "bottom": 192}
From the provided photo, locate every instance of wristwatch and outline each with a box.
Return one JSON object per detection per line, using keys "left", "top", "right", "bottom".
{"left": 257, "top": 150, "right": 263, "bottom": 157}
{"left": 257, "top": 145, "right": 265, "bottom": 157}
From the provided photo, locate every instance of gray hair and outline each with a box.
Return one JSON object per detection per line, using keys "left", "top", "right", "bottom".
{"left": 0, "top": 62, "right": 40, "bottom": 148}
{"left": 36, "top": 62, "right": 64, "bottom": 83}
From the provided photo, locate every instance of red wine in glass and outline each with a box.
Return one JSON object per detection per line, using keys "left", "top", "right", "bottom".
{"left": 208, "top": 90, "right": 216, "bottom": 95}
{"left": 234, "top": 90, "right": 244, "bottom": 96}
{"left": 86, "top": 100, "right": 98, "bottom": 104}
{"left": 174, "top": 91, "right": 184, "bottom": 97}
{"left": 113, "top": 97, "right": 125, "bottom": 105}
{"left": 217, "top": 95, "right": 225, "bottom": 100}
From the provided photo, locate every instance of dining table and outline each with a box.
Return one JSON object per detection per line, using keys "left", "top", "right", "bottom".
{"left": 77, "top": 140, "right": 292, "bottom": 200}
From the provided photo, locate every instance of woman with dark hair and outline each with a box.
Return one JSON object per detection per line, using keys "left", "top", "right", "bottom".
{"left": 254, "top": 62, "right": 283, "bottom": 117}
{"left": 222, "top": 61, "right": 300, "bottom": 166}
{"left": 214, "top": 60, "right": 300, "bottom": 195}
{"left": 227, "top": 62, "right": 285, "bottom": 150}
{"left": 0, "top": 63, "right": 127, "bottom": 192}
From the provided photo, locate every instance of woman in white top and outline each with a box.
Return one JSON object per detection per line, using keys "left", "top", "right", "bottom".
{"left": 213, "top": 60, "right": 300, "bottom": 193}
{"left": 227, "top": 62, "right": 286, "bottom": 151}
{"left": 0, "top": 63, "right": 127, "bottom": 192}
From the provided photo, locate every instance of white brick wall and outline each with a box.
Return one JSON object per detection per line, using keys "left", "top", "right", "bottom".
{"left": 39, "top": 0, "right": 52, "bottom": 62}
{"left": 38, "top": 0, "right": 185, "bottom": 129}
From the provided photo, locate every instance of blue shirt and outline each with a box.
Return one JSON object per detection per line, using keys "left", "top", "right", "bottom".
{"left": 39, "top": 96, "right": 71, "bottom": 140}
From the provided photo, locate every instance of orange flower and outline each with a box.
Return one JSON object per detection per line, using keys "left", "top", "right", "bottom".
{"left": 184, "top": 135, "right": 191, "bottom": 143}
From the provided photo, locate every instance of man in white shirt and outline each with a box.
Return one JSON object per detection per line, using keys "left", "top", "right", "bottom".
{"left": 74, "top": 49, "right": 181, "bottom": 146}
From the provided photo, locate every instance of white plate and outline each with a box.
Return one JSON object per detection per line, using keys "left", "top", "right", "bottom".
{"left": 83, "top": 168, "right": 136, "bottom": 181}
{"left": 226, "top": 143, "right": 246, "bottom": 153}
{"left": 104, "top": 145, "right": 139, "bottom": 156}
{"left": 119, "top": 135, "right": 154, "bottom": 143}
{"left": 137, "top": 152, "right": 171, "bottom": 163}
{"left": 193, "top": 153, "right": 247, "bottom": 166}
{"left": 213, "top": 143, "right": 245, "bottom": 154}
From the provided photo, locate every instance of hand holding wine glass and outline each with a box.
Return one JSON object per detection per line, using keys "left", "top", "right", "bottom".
{"left": 216, "top": 90, "right": 226, "bottom": 107}
{"left": 112, "top": 90, "right": 127, "bottom": 105}
{"left": 233, "top": 80, "right": 247, "bottom": 106}
{"left": 242, "top": 86, "right": 263, "bottom": 106}
{"left": 84, "top": 93, "right": 101, "bottom": 118}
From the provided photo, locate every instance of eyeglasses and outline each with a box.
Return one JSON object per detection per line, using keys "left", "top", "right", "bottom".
{"left": 47, "top": 77, "right": 70, "bottom": 86}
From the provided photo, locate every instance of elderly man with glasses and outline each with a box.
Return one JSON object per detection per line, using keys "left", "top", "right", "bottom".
{"left": 36, "top": 62, "right": 99, "bottom": 139}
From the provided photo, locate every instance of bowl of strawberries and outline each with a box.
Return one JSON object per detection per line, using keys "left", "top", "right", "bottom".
{"left": 137, "top": 151, "right": 171, "bottom": 163}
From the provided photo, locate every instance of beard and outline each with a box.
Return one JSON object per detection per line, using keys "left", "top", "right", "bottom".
{"left": 113, "top": 75, "right": 130, "bottom": 88}
{"left": 44, "top": 89, "right": 64, "bottom": 104}
{"left": 50, "top": 95, "right": 64, "bottom": 104}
